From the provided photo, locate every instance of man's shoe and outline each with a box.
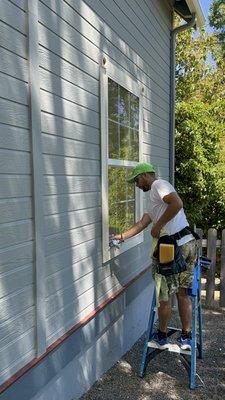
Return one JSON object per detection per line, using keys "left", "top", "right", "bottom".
{"left": 177, "top": 336, "right": 192, "bottom": 351}
{"left": 151, "top": 331, "right": 170, "bottom": 350}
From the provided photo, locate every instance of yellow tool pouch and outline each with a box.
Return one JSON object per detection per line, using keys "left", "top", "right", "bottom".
{"left": 153, "top": 235, "right": 187, "bottom": 276}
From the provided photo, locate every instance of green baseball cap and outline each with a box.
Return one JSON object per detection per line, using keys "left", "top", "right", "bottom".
{"left": 127, "top": 162, "right": 155, "bottom": 183}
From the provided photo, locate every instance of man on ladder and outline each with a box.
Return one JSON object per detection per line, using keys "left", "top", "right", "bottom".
{"left": 113, "top": 162, "right": 199, "bottom": 351}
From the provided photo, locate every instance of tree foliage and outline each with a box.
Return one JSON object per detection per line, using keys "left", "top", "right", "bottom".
{"left": 174, "top": 14, "right": 225, "bottom": 233}
{"left": 209, "top": 0, "right": 225, "bottom": 57}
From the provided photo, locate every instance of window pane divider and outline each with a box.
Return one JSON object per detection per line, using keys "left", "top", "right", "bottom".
{"left": 108, "top": 159, "right": 137, "bottom": 167}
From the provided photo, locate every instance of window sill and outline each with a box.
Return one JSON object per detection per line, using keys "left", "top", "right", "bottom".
{"left": 103, "top": 232, "right": 144, "bottom": 263}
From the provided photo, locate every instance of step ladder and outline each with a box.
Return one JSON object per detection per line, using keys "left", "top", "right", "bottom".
{"left": 139, "top": 255, "right": 211, "bottom": 389}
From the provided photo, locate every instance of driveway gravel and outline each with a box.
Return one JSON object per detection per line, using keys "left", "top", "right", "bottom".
{"left": 80, "top": 306, "right": 225, "bottom": 400}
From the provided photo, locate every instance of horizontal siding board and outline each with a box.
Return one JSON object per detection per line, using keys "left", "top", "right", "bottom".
{"left": 44, "top": 192, "right": 100, "bottom": 215}
{"left": 143, "top": 132, "right": 169, "bottom": 150}
{"left": 0, "top": 0, "right": 27, "bottom": 34}
{"left": 151, "top": 0, "right": 172, "bottom": 30}
{"left": 134, "top": 0, "right": 171, "bottom": 35}
{"left": 45, "top": 238, "right": 101, "bottom": 277}
{"left": 0, "top": 264, "right": 33, "bottom": 298}
{"left": 39, "top": 1, "right": 102, "bottom": 62}
{"left": 41, "top": 0, "right": 170, "bottom": 98}
{"left": 0, "top": 198, "right": 32, "bottom": 224}
{"left": 43, "top": 154, "right": 99, "bottom": 175}
{"left": 39, "top": 68, "right": 99, "bottom": 112}
{"left": 146, "top": 155, "right": 169, "bottom": 168}
{"left": 44, "top": 175, "right": 100, "bottom": 195}
{"left": 0, "top": 149, "right": 31, "bottom": 174}
{"left": 143, "top": 120, "right": 168, "bottom": 138}
{"left": 0, "top": 124, "right": 30, "bottom": 152}
{"left": 143, "top": 108, "right": 169, "bottom": 131}
{"left": 0, "top": 175, "right": 31, "bottom": 198}
{"left": 46, "top": 253, "right": 102, "bottom": 298}
{"left": 45, "top": 207, "right": 101, "bottom": 236}
{"left": 143, "top": 95, "right": 169, "bottom": 123}
{"left": 42, "top": 134, "right": 100, "bottom": 160}
{"left": 0, "top": 308, "right": 35, "bottom": 348}
{"left": 107, "top": 0, "right": 170, "bottom": 72}
{"left": 143, "top": 90, "right": 170, "bottom": 114}
{"left": 41, "top": 113, "right": 99, "bottom": 145}
{"left": 0, "top": 72, "right": 28, "bottom": 105}
{"left": 40, "top": 91, "right": 99, "bottom": 127}
{"left": 125, "top": 0, "right": 170, "bottom": 50}
{"left": 0, "top": 329, "right": 35, "bottom": 375}
{"left": 45, "top": 282, "right": 122, "bottom": 346}
{"left": 9, "top": 0, "right": 28, "bottom": 12}
{"left": 0, "top": 98, "right": 29, "bottom": 129}
{"left": 45, "top": 0, "right": 170, "bottom": 94}
{"left": 0, "top": 220, "right": 33, "bottom": 250}
{"left": 45, "top": 265, "right": 111, "bottom": 318}
{"left": 84, "top": 0, "right": 170, "bottom": 79}
{"left": 0, "top": 20, "right": 27, "bottom": 59}
{"left": 0, "top": 285, "right": 34, "bottom": 323}
{"left": 143, "top": 144, "right": 169, "bottom": 159}
{"left": 39, "top": 46, "right": 99, "bottom": 95}
{"left": 0, "top": 47, "right": 28, "bottom": 83}
{"left": 46, "top": 248, "right": 142, "bottom": 319}
{"left": 45, "top": 222, "right": 101, "bottom": 256}
{"left": 158, "top": 169, "right": 170, "bottom": 180}
{"left": 0, "top": 241, "right": 33, "bottom": 274}
{"left": 38, "top": 24, "right": 99, "bottom": 79}
{"left": 46, "top": 276, "right": 120, "bottom": 324}
{"left": 46, "top": 279, "right": 122, "bottom": 342}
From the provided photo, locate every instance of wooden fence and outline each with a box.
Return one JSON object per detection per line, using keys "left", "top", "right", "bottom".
{"left": 197, "top": 228, "right": 225, "bottom": 308}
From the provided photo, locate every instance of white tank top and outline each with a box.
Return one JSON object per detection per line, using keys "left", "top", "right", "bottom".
{"left": 147, "top": 179, "right": 194, "bottom": 246}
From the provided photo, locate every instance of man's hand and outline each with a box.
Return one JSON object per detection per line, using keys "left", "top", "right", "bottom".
{"left": 112, "top": 213, "right": 151, "bottom": 242}
{"left": 112, "top": 233, "right": 123, "bottom": 241}
{"left": 151, "top": 223, "right": 162, "bottom": 238}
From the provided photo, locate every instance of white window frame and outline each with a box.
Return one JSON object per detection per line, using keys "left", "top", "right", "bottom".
{"left": 100, "top": 56, "right": 144, "bottom": 263}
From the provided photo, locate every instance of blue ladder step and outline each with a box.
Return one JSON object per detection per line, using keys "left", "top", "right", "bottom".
{"left": 139, "top": 255, "right": 210, "bottom": 389}
{"left": 147, "top": 341, "right": 192, "bottom": 355}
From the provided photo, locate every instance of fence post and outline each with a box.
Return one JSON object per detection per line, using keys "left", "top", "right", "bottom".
{"left": 220, "top": 229, "right": 225, "bottom": 307}
{"left": 196, "top": 228, "right": 203, "bottom": 256}
{"left": 206, "top": 228, "right": 217, "bottom": 307}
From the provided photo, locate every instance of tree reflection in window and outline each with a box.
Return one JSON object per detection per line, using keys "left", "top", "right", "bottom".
{"left": 108, "top": 78, "right": 139, "bottom": 235}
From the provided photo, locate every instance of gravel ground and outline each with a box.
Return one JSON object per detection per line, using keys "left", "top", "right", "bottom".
{"left": 80, "top": 305, "right": 225, "bottom": 400}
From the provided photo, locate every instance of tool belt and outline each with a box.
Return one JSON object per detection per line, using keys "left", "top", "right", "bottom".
{"left": 153, "top": 226, "right": 199, "bottom": 276}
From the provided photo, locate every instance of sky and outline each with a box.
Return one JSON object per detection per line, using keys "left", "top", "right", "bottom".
{"left": 198, "top": 0, "right": 216, "bottom": 65}
{"left": 199, "top": 0, "right": 213, "bottom": 28}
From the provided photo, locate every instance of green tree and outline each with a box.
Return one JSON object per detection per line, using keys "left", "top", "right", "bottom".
{"left": 174, "top": 18, "right": 225, "bottom": 232}
{"left": 209, "top": 0, "right": 225, "bottom": 57}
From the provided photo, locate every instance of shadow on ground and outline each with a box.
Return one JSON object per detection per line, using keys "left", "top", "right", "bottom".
{"left": 80, "top": 307, "right": 225, "bottom": 400}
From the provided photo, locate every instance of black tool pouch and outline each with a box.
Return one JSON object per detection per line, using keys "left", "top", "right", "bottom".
{"left": 153, "top": 235, "right": 187, "bottom": 276}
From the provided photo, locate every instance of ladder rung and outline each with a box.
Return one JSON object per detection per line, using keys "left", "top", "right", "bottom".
{"left": 167, "top": 326, "right": 182, "bottom": 332}
{"left": 147, "top": 341, "right": 192, "bottom": 355}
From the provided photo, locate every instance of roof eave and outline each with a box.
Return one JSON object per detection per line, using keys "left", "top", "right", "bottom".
{"left": 173, "top": 0, "right": 205, "bottom": 28}
{"left": 185, "top": 0, "right": 205, "bottom": 27}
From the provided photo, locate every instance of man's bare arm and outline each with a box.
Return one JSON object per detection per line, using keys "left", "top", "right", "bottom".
{"left": 114, "top": 213, "right": 151, "bottom": 241}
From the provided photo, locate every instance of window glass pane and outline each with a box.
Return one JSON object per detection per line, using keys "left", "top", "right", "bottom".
{"left": 130, "top": 93, "right": 139, "bottom": 129}
{"left": 108, "top": 79, "right": 139, "bottom": 162}
{"left": 119, "top": 125, "right": 129, "bottom": 160}
{"left": 130, "top": 130, "right": 139, "bottom": 161}
{"left": 108, "top": 166, "right": 135, "bottom": 235}
{"left": 118, "top": 86, "right": 130, "bottom": 126}
{"left": 109, "top": 120, "right": 119, "bottom": 158}
{"left": 108, "top": 79, "right": 118, "bottom": 121}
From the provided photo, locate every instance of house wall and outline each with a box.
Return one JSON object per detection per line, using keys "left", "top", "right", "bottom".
{"left": 0, "top": 0, "right": 172, "bottom": 398}
{"left": 0, "top": 0, "right": 36, "bottom": 385}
